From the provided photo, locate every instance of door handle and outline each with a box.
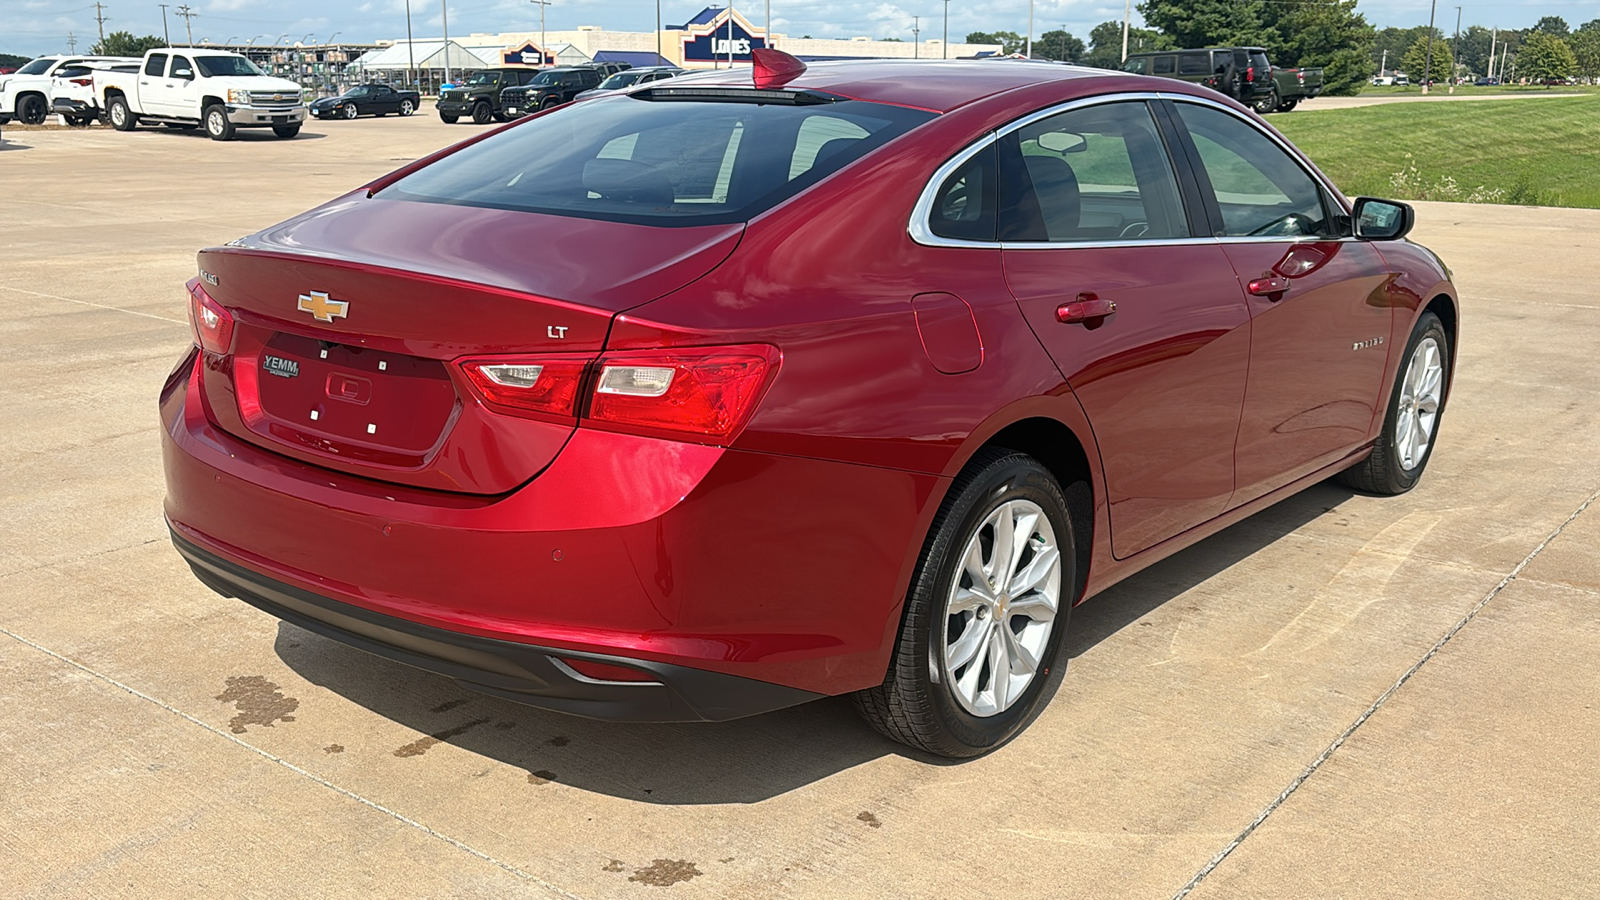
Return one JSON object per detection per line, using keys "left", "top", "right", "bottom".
{"left": 1056, "top": 292, "right": 1118, "bottom": 324}
{"left": 1248, "top": 274, "right": 1291, "bottom": 299}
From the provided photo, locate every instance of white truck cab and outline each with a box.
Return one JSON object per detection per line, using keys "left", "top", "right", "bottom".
{"left": 99, "top": 48, "right": 306, "bottom": 140}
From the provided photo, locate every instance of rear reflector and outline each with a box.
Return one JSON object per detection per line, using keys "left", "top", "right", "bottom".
{"left": 587, "top": 346, "right": 777, "bottom": 440}
{"left": 555, "top": 657, "right": 659, "bottom": 683}
{"left": 187, "top": 281, "right": 235, "bottom": 355}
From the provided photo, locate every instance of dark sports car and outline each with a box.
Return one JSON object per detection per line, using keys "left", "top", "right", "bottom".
{"left": 310, "top": 84, "right": 421, "bottom": 119}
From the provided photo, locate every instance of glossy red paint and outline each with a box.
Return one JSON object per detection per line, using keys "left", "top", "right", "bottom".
{"left": 162, "top": 61, "right": 1457, "bottom": 714}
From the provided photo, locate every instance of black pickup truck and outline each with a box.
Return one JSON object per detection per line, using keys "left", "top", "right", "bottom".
{"left": 437, "top": 68, "right": 546, "bottom": 124}
{"left": 500, "top": 66, "right": 606, "bottom": 117}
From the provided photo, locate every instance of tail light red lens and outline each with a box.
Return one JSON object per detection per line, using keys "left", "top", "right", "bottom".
{"left": 587, "top": 346, "right": 777, "bottom": 441}
{"left": 1247, "top": 65, "right": 1256, "bottom": 82}
{"left": 459, "top": 354, "right": 592, "bottom": 421}
{"left": 187, "top": 281, "right": 235, "bottom": 355}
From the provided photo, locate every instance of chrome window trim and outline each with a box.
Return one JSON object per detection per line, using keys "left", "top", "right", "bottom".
{"left": 907, "top": 90, "right": 1351, "bottom": 251}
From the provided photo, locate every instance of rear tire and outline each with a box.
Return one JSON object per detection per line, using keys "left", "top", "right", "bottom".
{"left": 1254, "top": 89, "right": 1280, "bottom": 114}
{"left": 107, "top": 96, "right": 137, "bottom": 131}
{"left": 854, "top": 449, "right": 1074, "bottom": 758}
{"left": 1339, "top": 311, "right": 1451, "bottom": 495}
{"left": 272, "top": 124, "right": 300, "bottom": 138}
{"left": 471, "top": 101, "right": 493, "bottom": 124}
{"left": 17, "top": 94, "right": 47, "bottom": 125}
{"left": 1277, "top": 98, "right": 1300, "bottom": 112}
{"left": 204, "top": 103, "right": 235, "bottom": 141}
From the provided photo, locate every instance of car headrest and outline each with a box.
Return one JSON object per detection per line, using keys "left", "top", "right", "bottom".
{"left": 582, "top": 158, "right": 676, "bottom": 206}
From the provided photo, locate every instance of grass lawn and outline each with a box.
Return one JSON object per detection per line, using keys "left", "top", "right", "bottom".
{"left": 1274, "top": 94, "right": 1600, "bottom": 208}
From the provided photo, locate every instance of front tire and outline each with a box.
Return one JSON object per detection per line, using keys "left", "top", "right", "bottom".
{"left": 439, "top": 111, "right": 459, "bottom": 124}
{"left": 471, "top": 101, "right": 493, "bottom": 124}
{"left": 17, "top": 94, "right": 47, "bottom": 125}
{"left": 204, "top": 104, "right": 235, "bottom": 141}
{"left": 107, "top": 96, "right": 137, "bottom": 131}
{"left": 272, "top": 124, "right": 300, "bottom": 138}
{"left": 855, "top": 449, "right": 1074, "bottom": 758}
{"left": 342, "top": 104, "right": 358, "bottom": 119}
{"left": 1254, "top": 89, "right": 1281, "bottom": 114}
{"left": 1339, "top": 311, "right": 1451, "bottom": 495}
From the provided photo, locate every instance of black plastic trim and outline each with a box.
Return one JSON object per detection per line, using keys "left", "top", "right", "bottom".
{"left": 172, "top": 530, "right": 824, "bottom": 722}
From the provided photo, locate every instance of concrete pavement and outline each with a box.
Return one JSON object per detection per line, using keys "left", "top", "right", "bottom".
{"left": 2, "top": 115, "right": 1598, "bottom": 899}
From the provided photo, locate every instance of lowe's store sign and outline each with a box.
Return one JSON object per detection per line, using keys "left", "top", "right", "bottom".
{"left": 503, "top": 42, "right": 555, "bottom": 65}
{"left": 682, "top": 17, "right": 768, "bottom": 62}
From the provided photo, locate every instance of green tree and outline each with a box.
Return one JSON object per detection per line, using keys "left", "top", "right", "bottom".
{"left": 1400, "top": 36, "right": 1453, "bottom": 84}
{"left": 966, "top": 31, "right": 1025, "bottom": 55}
{"left": 1138, "top": 0, "right": 1269, "bottom": 49}
{"left": 1453, "top": 25, "right": 1496, "bottom": 78}
{"left": 91, "top": 31, "right": 167, "bottom": 57}
{"left": 1259, "top": 0, "right": 1373, "bottom": 95}
{"left": 1082, "top": 20, "right": 1165, "bottom": 68}
{"left": 1372, "top": 26, "right": 1442, "bottom": 74}
{"left": 1570, "top": 29, "right": 1600, "bottom": 82}
{"left": 1532, "top": 16, "right": 1570, "bottom": 37}
{"left": 1517, "top": 31, "right": 1577, "bottom": 82}
{"left": 0, "top": 53, "right": 33, "bottom": 68}
{"left": 1036, "top": 29, "right": 1085, "bottom": 62}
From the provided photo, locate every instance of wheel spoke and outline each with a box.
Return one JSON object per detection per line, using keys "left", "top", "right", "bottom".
{"left": 946, "top": 616, "right": 989, "bottom": 673}
{"left": 1007, "top": 545, "right": 1059, "bottom": 597}
{"left": 948, "top": 587, "right": 987, "bottom": 615}
{"left": 1003, "top": 623, "right": 1041, "bottom": 675}
{"left": 988, "top": 626, "right": 1011, "bottom": 708}
{"left": 1008, "top": 593, "right": 1057, "bottom": 625}
{"left": 1003, "top": 509, "right": 1039, "bottom": 589}
{"left": 987, "top": 503, "right": 1014, "bottom": 590}
{"left": 954, "top": 620, "right": 995, "bottom": 700}
{"left": 962, "top": 540, "right": 995, "bottom": 599}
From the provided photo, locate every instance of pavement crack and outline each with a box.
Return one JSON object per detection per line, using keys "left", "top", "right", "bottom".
{"left": 0, "top": 626, "right": 588, "bottom": 900}
{"left": 1170, "top": 485, "right": 1600, "bottom": 900}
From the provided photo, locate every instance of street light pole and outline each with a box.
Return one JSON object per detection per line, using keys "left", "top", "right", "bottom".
{"left": 441, "top": 0, "right": 451, "bottom": 87}
{"left": 912, "top": 16, "right": 920, "bottom": 59}
{"left": 159, "top": 4, "right": 172, "bottom": 45}
{"left": 1026, "top": 0, "right": 1032, "bottom": 57}
{"left": 1121, "top": 0, "right": 1130, "bottom": 62}
{"left": 529, "top": 0, "right": 550, "bottom": 65}
{"left": 656, "top": 0, "right": 662, "bottom": 62}
{"left": 942, "top": 0, "right": 949, "bottom": 60}
{"left": 1421, "top": 0, "right": 1437, "bottom": 94}
{"left": 405, "top": 0, "right": 415, "bottom": 87}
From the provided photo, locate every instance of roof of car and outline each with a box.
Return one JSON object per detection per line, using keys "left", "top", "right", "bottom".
{"left": 671, "top": 59, "right": 1120, "bottom": 113}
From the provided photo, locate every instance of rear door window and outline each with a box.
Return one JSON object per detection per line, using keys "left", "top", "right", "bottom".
{"left": 1178, "top": 53, "right": 1211, "bottom": 75}
{"left": 1152, "top": 56, "right": 1176, "bottom": 75}
{"left": 383, "top": 96, "right": 934, "bottom": 226}
{"left": 145, "top": 54, "right": 168, "bottom": 77}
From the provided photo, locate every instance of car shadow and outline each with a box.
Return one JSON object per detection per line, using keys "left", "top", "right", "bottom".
{"left": 274, "top": 480, "right": 1353, "bottom": 804}
{"left": 0, "top": 139, "right": 31, "bottom": 151}
{"left": 155, "top": 127, "right": 327, "bottom": 141}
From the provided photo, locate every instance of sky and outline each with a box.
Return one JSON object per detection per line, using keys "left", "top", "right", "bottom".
{"left": 6, "top": 0, "right": 1599, "bottom": 57}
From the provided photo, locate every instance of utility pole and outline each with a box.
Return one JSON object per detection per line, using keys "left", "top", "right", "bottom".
{"left": 1451, "top": 5, "right": 1462, "bottom": 90}
{"left": 405, "top": 0, "right": 415, "bottom": 87}
{"left": 1121, "top": 0, "right": 1130, "bottom": 62}
{"left": 1421, "top": 0, "right": 1436, "bottom": 94}
{"left": 1026, "top": 0, "right": 1032, "bottom": 57}
{"left": 655, "top": 0, "right": 662, "bottom": 62}
{"left": 727, "top": 0, "right": 735, "bottom": 68}
{"left": 441, "top": 0, "right": 450, "bottom": 86}
{"left": 92, "top": 2, "right": 108, "bottom": 43}
{"left": 529, "top": 0, "right": 550, "bottom": 65}
{"left": 1487, "top": 28, "right": 1496, "bottom": 82}
{"left": 68, "top": 32, "right": 78, "bottom": 53}
{"left": 177, "top": 5, "right": 198, "bottom": 46}
{"left": 1379, "top": 48, "right": 1387, "bottom": 78}
{"left": 942, "top": 0, "right": 949, "bottom": 59}
{"left": 159, "top": 4, "right": 172, "bottom": 45}
{"left": 912, "top": 16, "right": 920, "bottom": 59}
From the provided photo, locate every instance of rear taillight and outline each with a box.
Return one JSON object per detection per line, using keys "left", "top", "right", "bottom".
{"left": 70, "top": 77, "right": 93, "bottom": 86}
{"left": 187, "top": 281, "right": 235, "bottom": 354}
{"left": 459, "top": 354, "right": 591, "bottom": 421}
{"left": 587, "top": 346, "right": 777, "bottom": 441}
{"left": 455, "top": 344, "right": 778, "bottom": 443}
{"left": 1247, "top": 65, "right": 1255, "bottom": 82}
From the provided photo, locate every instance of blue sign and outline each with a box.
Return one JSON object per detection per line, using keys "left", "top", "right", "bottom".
{"left": 681, "top": 14, "right": 767, "bottom": 63}
{"left": 502, "top": 42, "right": 554, "bottom": 66}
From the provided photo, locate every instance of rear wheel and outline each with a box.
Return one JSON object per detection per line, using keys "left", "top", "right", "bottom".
{"left": 855, "top": 449, "right": 1074, "bottom": 758}
{"left": 107, "top": 96, "right": 137, "bottom": 131}
{"left": 1277, "top": 98, "right": 1300, "bottom": 113}
{"left": 18, "top": 94, "right": 48, "bottom": 125}
{"left": 1254, "top": 89, "right": 1281, "bottom": 114}
{"left": 1339, "top": 312, "right": 1450, "bottom": 495}
{"left": 204, "top": 103, "right": 235, "bottom": 141}
{"left": 471, "top": 101, "right": 493, "bottom": 124}
{"left": 272, "top": 124, "right": 300, "bottom": 138}
{"left": 399, "top": 99, "right": 415, "bottom": 116}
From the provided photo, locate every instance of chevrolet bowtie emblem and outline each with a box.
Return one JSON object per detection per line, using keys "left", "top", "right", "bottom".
{"left": 297, "top": 290, "right": 348, "bottom": 323}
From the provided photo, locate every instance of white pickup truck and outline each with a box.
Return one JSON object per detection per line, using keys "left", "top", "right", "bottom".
{"left": 98, "top": 48, "right": 306, "bottom": 140}
{"left": 0, "top": 55, "right": 139, "bottom": 125}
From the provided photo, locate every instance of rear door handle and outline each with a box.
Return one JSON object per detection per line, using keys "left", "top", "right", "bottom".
{"left": 1248, "top": 274, "right": 1291, "bottom": 298}
{"left": 1056, "top": 292, "right": 1118, "bottom": 324}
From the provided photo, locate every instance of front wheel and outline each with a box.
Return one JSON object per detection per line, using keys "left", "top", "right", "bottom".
{"left": 471, "top": 101, "right": 493, "bottom": 124}
{"left": 439, "top": 111, "right": 459, "bottom": 124}
{"left": 399, "top": 99, "right": 415, "bottom": 116}
{"left": 1254, "top": 89, "right": 1281, "bottom": 114}
{"left": 1276, "top": 98, "right": 1300, "bottom": 113}
{"left": 204, "top": 103, "right": 235, "bottom": 141}
{"left": 17, "top": 94, "right": 47, "bottom": 125}
{"left": 107, "top": 96, "right": 137, "bottom": 131}
{"left": 272, "top": 124, "right": 300, "bottom": 138}
{"left": 855, "top": 449, "right": 1074, "bottom": 758}
{"left": 1339, "top": 311, "right": 1451, "bottom": 495}
{"left": 342, "top": 104, "right": 358, "bottom": 119}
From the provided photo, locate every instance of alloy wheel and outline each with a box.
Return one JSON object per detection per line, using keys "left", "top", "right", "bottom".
{"left": 940, "top": 499, "right": 1061, "bottom": 717}
{"left": 1395, "top": 336, "right": 1444, "bottom": 470}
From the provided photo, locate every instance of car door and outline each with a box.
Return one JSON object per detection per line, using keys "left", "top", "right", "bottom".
{"left": 369, "top": 85, "right": 394, "bottom": 113}
{"left": 1166, "top": 99, "right": 1396, "bottom": 507}
{"left": 139, "top": 52, "right": 168, "bottom": 114}
{"left": 998, "top": 98, "right": 1252, "bottom": 560}
{"left": 162, "top": 54, "right": 196, "bottom": 118}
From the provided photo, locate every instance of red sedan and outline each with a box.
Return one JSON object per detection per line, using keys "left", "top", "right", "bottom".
{"left": 162, "top": 51, "right": 1456, "bottom": 757}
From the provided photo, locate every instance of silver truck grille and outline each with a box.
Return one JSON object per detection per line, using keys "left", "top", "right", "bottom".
{"left": 247, "top": 91, "right": 302, "bottom": 107}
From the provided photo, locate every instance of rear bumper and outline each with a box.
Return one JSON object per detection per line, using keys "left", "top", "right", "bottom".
{"left": 175, "top": 530, "right": 822, "bottom": 721}
{"left": 52, "top": 98, "right": 93, "bottom": 115}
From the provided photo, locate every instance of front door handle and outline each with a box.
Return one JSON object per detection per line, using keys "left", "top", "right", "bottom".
{"left": 1248, "top": 274, "right": 1291, "bottom": 299}
{"left": 1056, "top": 292, "right": 1118, "bottom": 324}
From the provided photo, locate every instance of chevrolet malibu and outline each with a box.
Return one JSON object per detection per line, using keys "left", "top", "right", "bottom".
{"left": 163, "top": 51, "right": 1456, "bottom": 758}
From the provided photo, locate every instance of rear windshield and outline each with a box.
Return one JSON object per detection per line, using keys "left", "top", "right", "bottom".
{"left": 196, "top": 55, "right": 266, "bottom": 77}
{"left": 381, "top": 95, "right": 935, "bottom": 226}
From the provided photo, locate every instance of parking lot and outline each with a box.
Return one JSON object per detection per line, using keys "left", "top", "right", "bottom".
{"left": 3, "top": 115, "right": 1598, "bottom": 898}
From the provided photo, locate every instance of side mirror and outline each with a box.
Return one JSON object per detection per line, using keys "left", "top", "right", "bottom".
{"left": 174, "top": 68, "right": 194, "bottom": 80}
{"left": 1036, "top": 131, "right": 1087, "bottom": 153}
{"left": 1352, "top": 197, "right": 1415, "bottom": 241}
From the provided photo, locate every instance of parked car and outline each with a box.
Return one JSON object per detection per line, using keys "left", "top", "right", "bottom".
{"left": 499, "top": 66, "right": 605, "bottom": 117}
{"left": 0, "top": 54, "right": 140, "bottom": 125}
{"left": 1252, "top": 65, "right": 1324, "bottom": 114}
{"left": 50, "top": 60, "right": 140, "bottom": 125}
{"left": 97, "top": 49, "right": 305, "bottom": 140}
{"left": 573, "top": 65, "right": 685, "bottom": 101}
{"left": 164, "top": 52, "right": 1457, "bottom": 758}
{"left": 437, "top": 68, "right": 546, "bottom": 124}
{"left": 582, "top": 61, "right": 633, "bottom": 77}
{"left": 1122, "top": 47, "right": 1274, "bottom": 104}
{"left": 310, "top": 84, "right": 421, "bottom": 119}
